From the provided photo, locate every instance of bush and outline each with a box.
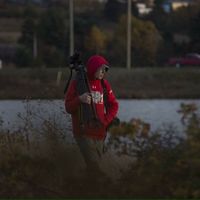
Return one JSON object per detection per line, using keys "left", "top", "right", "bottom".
{"left": 108, "top": 103, "right": 200, "bottom": 198}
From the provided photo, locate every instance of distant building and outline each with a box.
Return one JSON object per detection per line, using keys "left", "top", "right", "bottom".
{"left": 136, "top": 3, "right": 152, "bottom": 15}
{"left": 162, "top": 0, "right": 196, "bottom": 13}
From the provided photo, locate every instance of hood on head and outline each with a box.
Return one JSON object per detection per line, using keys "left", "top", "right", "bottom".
{"left": 86, "top": 55, "right": 109, "bottom": 79}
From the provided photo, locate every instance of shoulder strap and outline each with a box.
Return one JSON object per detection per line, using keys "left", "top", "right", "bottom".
{"left": 101, "top": 79, "right": 108, "bottom": 112}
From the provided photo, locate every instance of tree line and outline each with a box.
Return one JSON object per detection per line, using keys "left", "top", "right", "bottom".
{"left": 4, "top": 0, "right": 200, "bottom": 67}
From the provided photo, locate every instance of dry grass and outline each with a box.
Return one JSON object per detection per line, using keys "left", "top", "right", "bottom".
{"left": 0, "top": 101, "right": 200, "bottom": 198}
{"left": 108, "top": 67, "right": 200, "bottom": 99}
{"left": 1, "top": 67, "right": 200, "bottom": 99}
{"left": 0, "top": 100, "right": 135, "bottom": 198}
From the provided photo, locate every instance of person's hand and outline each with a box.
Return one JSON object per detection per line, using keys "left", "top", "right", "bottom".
{"left": 79, "top": 93, "right": 92, "bottom": 104}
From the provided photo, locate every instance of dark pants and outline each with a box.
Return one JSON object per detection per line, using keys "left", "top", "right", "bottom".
{"left": 75, "top": 136, "right": 105, "bottom": 176}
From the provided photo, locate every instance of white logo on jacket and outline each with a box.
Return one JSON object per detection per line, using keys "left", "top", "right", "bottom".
{"left": 91, "top": 91, "right": 103, "bottom": 104}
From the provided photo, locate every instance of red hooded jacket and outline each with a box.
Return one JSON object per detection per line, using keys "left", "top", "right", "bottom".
{"left": 65, "top": 55, "right": 119, "bottom": 140}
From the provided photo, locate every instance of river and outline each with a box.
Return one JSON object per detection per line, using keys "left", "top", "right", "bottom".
{"left": 0, "top": 99, "right": 200, "bottom": 136}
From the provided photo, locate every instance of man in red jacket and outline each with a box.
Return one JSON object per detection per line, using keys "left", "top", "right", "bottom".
{"left": 65, "top": 55, "right": 119, "bottom": 176}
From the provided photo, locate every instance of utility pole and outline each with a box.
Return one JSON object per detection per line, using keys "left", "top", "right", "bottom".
{"left": 33, "top": 33, "right": 37, "bottom": 59}
{"left": 69, "top": 0, "right": 74, "bottom": 56}
{"left": 127, "top": 0, "right": 132, "bottom": 70}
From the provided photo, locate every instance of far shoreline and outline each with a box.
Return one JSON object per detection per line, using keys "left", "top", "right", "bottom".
{"left": 1, "top": 67, "right": 200, "bottom": 99}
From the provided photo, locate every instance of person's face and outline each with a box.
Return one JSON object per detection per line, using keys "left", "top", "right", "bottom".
{"left": 95, "top": 65, "right": 109, "bottom": 79}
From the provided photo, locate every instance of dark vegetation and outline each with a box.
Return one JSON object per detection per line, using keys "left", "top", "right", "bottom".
{"left": 0, "top": 100, "right": 200, "bottom": 198}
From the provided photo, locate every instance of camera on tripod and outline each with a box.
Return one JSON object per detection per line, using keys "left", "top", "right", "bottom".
{"left": 69, "top": 52, "right": 83, "bottom": 71}
{"left": 65, "top": 52, "right": 120, "bottom": 129}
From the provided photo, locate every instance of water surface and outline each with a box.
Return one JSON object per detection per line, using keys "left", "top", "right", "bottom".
{"left": 0, "top": 99, "right": 200, "bottom": 135}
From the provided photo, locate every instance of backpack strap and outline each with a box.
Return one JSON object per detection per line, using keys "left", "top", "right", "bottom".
{"left": 101, "top": 79, "right": 120, "bottom": 130}
{"left": 101, "top": 79, "right": 108, "bottom": 113}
